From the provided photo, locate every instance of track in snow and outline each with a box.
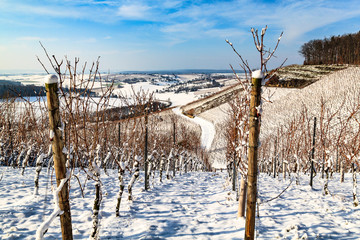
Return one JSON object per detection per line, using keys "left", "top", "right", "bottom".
{"left": 172, "top": 107, "right": 215, "bottom": 151}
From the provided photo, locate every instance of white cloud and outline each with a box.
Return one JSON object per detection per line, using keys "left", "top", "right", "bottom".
{"left": 0, "top": 1, "right": 117, "bottom": 24}
{"left": 117, "top": 4, "right": 151, "bottom": 20}
{"left": 161, "top": 22, "right": 192, "bottom": 33}
{"left": 161, "top": 36, "right": 187, "bottom": 47}
{"left": 161, "top": 0, "right": 360, "bottom": 44}
{"left": 160, "top": 20, "right": 248, "bottom": 45}
{"left": 17, "top": 36, "right": 42, "bottom": 41}
{"left": 161, "top": 20, "right": 214, "bottom": 34}
{"left": 19, "top": 4, "right": 85, "bottom": 19}
{"left": 205, "top": 28, "right": 246, "bottom": 39}
{"left": 16, "top": 36, "right": 58, "bottom": 42}
{"left": 162, "top": 0, "right": 183, "bottom": 9}
{"left": 159, "top": 20, "right": 214, "bottom": 46}
{"left": 79, "top": 38, "right": 97, "bottom": 43}
{"left": 239, "top": 0, "right": 360, "bottom": 42}
{"left": 99, "top": 50, "right": 121, "bottom": 55}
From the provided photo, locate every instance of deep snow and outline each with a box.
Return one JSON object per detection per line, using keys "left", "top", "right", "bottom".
{"left": 1, "top": 167, "right": 360, "bottom": 239}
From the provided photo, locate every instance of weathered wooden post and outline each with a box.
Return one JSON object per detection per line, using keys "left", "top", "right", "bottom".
{"left": 233, "top": 119, "right": 238, "bottom": 192}
{"left": 173, "top": 121, "right": 176, "bottom": 146}
{"left": 118, "top": 122, "right": 121, "bottom": 147}
{"left": 336, "top": 145, "right": 339, "bottom": 173}
{"left": 45, "top": 74, "right": 73, "bottom": 240}
{"left": 352, "top": 163, "right": 359, "bottom": 206}
{"left": 144, "top": 111, "right": 149, "bottom": 191}
{"left": 173, "top": 121, "right": 177, "bottom": 177}
{"left": 273, "top": 138, "right": 277, "bottom": 178}
{"left": 237, "top": 176, "right": 247, "bottom": 218}
{"left": 245, "top": 70, "right": 262, "bottom": 240}
{"left": 232, "top": 156, "right": 237, "bottom": 192}
{"left": 310, "top": 117, "right": 316, "bottom": 188}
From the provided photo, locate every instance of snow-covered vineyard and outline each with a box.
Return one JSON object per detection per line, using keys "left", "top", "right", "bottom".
{"left": 1, "top": 169, "right": 360, "bottom": 239}
{"left": 1, "top": 65, "right": 360, "bottom": 239}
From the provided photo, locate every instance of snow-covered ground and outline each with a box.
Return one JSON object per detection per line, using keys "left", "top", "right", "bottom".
{"left": 0, "top": 73, "right": 199, "bottom": 107}
{"left": 1, "top": 167, "right": 360, "bottom": 239}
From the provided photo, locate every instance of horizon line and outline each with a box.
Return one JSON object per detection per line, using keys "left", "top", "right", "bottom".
{"left": 0, "top": 68, "right": 247, "bottom": 75}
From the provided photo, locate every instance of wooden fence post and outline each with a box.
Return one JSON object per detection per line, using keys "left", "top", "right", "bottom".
{"left": 244, "top": 70, "right": 262, "bottom": 240}
{"left": 45, "top": 74, "right": 73, "bottom": 240}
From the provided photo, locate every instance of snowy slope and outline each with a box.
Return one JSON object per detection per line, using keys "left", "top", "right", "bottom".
{"left": 1, "top": 167, "right": 360, "bottom": 239}
{"left": 261, "top": 66, "right": 360, "bottom": 137}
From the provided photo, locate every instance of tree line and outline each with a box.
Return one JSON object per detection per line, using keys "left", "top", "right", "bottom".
{"left": 0, "top": 81, "right": 98, "bottom": 99}
{"left": 0, "top": 83, "right": 46, "bottom": 98}
{"left": 299, "top": 31, "right": 360, "bottom": 65}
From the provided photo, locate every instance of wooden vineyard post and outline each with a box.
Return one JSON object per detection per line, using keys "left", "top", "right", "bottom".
{"left": 237, "top": 176, "right": 247, "bottom": 218}
{"left": 273, "top": 138, "right": 277, "bottom": 178}
{"left": 232, "top": 155, "right": 237, "bottom": 192}
{"left": 118, "top": 122, "right": 121, "bottom": 147}
{"left": 172, "top": 121, "right": 177, "bottom": 177}
{"left": 45, "top": 75, "right": 73, "bottom": 240}
{"left": 144, "top": 113, "right": 149, "bottom": 191}
{"left": 244, "top": 70, "right": 262, "bottom": 240}
{"left": 310, "top": 117, "right": 316, "bottom": 188}
{"left": 173, "top": 121, "right": 176, "bottom": 146}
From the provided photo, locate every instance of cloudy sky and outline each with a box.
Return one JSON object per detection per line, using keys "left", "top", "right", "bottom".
{"left": 1, "top": 0, "right": 359, "bottom": 73}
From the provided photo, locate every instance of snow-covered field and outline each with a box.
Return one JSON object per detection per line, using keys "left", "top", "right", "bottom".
{"left": 1, "top": 168, "right": 359, "bottom": 239}
{"left": 0, "top": 73, "right": 208, "bottom": 107}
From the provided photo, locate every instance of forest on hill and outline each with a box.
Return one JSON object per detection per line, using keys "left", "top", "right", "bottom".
{"left": 0, "top": 82, "right": 46, "bottom": 99}
{"left": 299, "top": 31, "right": 360, "bottom": 65}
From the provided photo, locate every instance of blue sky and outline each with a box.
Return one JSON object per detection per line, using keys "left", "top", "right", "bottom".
{"left": 1, "top": 0, "right": 360, "bottom": 73}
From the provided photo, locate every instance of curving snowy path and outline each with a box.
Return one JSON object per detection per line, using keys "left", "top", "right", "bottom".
{"left": 172, "top": 107, "right": 215, "bottom": 151}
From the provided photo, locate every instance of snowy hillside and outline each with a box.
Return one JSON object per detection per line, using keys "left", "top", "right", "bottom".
{"left": 192, "top": 66, "right": 360, "bottom": 169}
{"left": 261, "top": 66, "right": 360, "bottom": 137}
{"left": 0, "top": 72, "right": 239, "bottom": 108}
{"left": 2, "top": 66, "right": 360, "bottom": 240}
